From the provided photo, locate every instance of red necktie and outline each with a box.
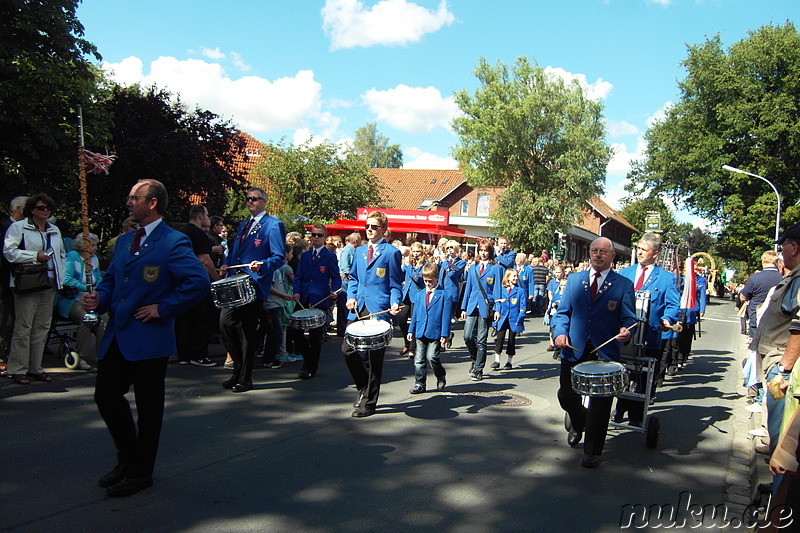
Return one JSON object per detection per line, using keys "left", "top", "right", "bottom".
{"left": 479, "top": 263, "right": 485, "bottom": 276}
{"left": 241, "top": 218, "right": 254, "bottom": 244}
{"left": 131, "top": 227, "right": 145, "bottom": 255}
{"left": 635, "top": 266, "right": 648, "bottom": 290}
{"left": 426, "top": 290, "right": 432, "bottom": 307}
{"left": 590, "top": 272, "right": 600, "bottom": 301}
{"left": 367, "top": 245, "right": 374, "bottom": 263}
{"left": 312, "top": 249, "right": 318, "bottom": 262}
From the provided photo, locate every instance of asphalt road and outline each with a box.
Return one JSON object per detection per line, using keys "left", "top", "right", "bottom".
{"left": 0, "top": 297, "right": 749, "bottom": 532}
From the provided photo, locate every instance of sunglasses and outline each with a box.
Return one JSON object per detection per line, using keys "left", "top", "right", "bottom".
{"left": 246, "top": 196, "right": 265, "bottom": 202}
{"left": 365, "top": 224, "right": 381, "bottom": 230}
{"left": 33, "top": 205, "right": 51, "bottom": 211}
{"left": 310, "top": 233, "right": 325, "bottom": 238}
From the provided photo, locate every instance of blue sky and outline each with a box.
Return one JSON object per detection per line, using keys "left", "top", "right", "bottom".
{"left": 76, "top": 0, "right": 798, "bottom": 224}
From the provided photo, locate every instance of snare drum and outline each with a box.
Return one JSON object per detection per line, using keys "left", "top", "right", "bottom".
{"left": 211, "top": 274, "right": 257, "bottom": 309}
{"left": 571, "top": 361, "right": 629, "bottom": 397}
{"left": 345, "top": 319, "right": 393, "bottom": 351}
{"left": 290, "top": 308, "right": 326, "bottom": 331}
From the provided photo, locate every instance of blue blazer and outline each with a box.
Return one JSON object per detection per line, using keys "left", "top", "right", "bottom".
{"left": 224, "top": 213, "right": 286, "bottom": 300}
{"left": 496, "top": 250, "right": 517, "bottom": 269}
{"left": 293, "top": 247, "right": 342, "bottom": 309}
{"left": 401, "top": 262, "right": 427, "bottom": 303}
{"left": 618, "top": 264, "right": 680, "bottom": 349}
{"left": 461, "top": 262, "right": 504, "bottom": 318}
{"left": 347, "top": 240, "right": 403, "bottom": 322}
{"left": 438, "top": 257, "right": 466, "bottom": 304}
{"left": 516, "top": 265, "right": 532, "bottom": 295}
{"left": 95, "top": 221, "right": 210, "bottom": 361}
{"left": 408, "top": 287, "right": 453, "bottom": 340}
{"left": 493, "top": 285, "right": 527, "bottom": 333}
{"left": 552, "top": 270, "right": 636, "bottom": 362}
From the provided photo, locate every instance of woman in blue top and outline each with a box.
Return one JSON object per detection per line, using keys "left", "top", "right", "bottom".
{"left": 57, "top": 232, "right": 106, "bottom": 369}
{"left": 398, "top": 242, "right": 427, "bottom": 357}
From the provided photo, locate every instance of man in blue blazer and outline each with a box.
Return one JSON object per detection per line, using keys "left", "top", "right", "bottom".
{"left": 615, "top": 232, "right": 680, "bottom": 425}
{"left": 291, "top": 224, "right": 341, "bottom": 379}
{"left": 495, "top": 236, "right": 517, "bottom": 269}
{"left": 84, "top": 179, "right": 210, "bottom": 497}
{"left": 552, "top": 237, "right": 636, "bottom": 469}
{"left": 220, "top": 187, "right": 286, "bottom": 393}
{"left": 342, "top": 211, "right": 403, "bottom": 418}
{"left": 675, "top": 268, "right": 708, "bottom": 369}
{"left": 407, "top": 264, "right": 452, "bottom": 393}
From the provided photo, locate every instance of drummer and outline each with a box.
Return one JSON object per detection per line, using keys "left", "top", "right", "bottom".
{"left": 290, "top": 224, "right": 341, "bottom": 380}
{"left": 552, "top": 237, "right": 636, "bottom": 468}
{"left": 342, "top": 211, "right": 403, "bottom": 418}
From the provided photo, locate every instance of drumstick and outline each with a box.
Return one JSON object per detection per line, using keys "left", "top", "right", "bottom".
{"left": 589, "top": 323, "right": 639, "bottom": 354}
{"left": 662, "top": 321, "right": 683, "bottom": 333}
{"left": 357, "top": 305, "right": 406, "bottom": 320}
{"left": 563, "top": 342, "right": 578, "bottom": 352}
{"left": 311, "top": 288, "right": 342, "bottom": 309}
{"left": 225, "top": 261, "right": 264, "bottom": 269}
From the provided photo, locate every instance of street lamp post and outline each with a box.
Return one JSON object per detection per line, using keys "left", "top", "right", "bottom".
{"left": 722, "top": 164, "right": 782, "bottom": 252}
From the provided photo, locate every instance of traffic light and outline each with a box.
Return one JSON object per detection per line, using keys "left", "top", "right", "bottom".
{"left": 551, "top": 232, "right": 559, "bottom": 250}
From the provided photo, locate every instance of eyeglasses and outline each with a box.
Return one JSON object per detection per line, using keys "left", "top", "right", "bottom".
{"left": 126, "top": 195, "right": 147, "bottom": 202}
{"left": 310, "top": 233, "right": 325, "bottom": 238}
{"left": 33, "top": 205, "right": 51, "bottom": 211}
{"left": 365, "top": 224, "right": 381, "bottom": 230}
{"left": 779, "top": 241, "right": 797, "bottom": 251}
{"left": 589, "top": 248, "right": 612, "bottom": 256}
{"left": 246, "top": 196, "right": 265, "bottom": 202}
{"left": 447, "top": 246, "right": 454, "bottom": 250}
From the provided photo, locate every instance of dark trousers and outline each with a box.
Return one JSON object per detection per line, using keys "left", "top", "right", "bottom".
{"left": 288, "top": 320, "right": 324, "bottom": 375}
{"left": 397, "top": 301, "right": 413, "bottom": 350}
{"left": 616, "top": 347, "right": 661, "bottom": 425}
{"left": 341, "top": 318, "right": 385, "bottom": 408}
{"left": 336, "top": 291, "right": 349, "bottom": 337}
{"left": 557, "top": 350, "right": 613, "bottom": 456}
{"left": 413, "top": 337, "right": 445, "bottom": 386}
{"left": 220, "top": 299, "right": 263, "bottom": 385}
{"left": 494, "top": 326, "right": 517, "bottom": 356}
{"left": 263, "top": 306, "right": 284, "bottom": 363}
{"left": 676, "top": 323, "right": 695, "bottom": 365}
{"left": 94, "top": 340, "right": 169, "bottom": 479}
{"left": 175, "top": 292, "right": 213, "bottom": 361}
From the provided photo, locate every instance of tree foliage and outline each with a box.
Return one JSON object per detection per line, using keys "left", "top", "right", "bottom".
{"left": 350, "top": 122, "right": 403, "bottom": 168}
{"left": 254, "top": 140, "right": 385, "bottom": 233}
{"left": 618, "top": 196, "right": 693, "bottom": 245}
{"left": 627, "top": 23, "right": 800, "bottom": 264}
{"left": 86, "top": 84, "right": 247, "bottom": 241}
{"left": 0, "top": 0, "right": 105, "bottom": 208}
{"left": 452, "top": 57, "right": 612, "bottom": 251}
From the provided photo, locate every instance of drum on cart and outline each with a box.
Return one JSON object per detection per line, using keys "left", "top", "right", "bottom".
{"left": 211, "top": 274, "right": 257, "bottom": 309}
{"left": 290, "top": 308, "right": 326, "bottom": 331}
{"left": 571, "top": 360, "right": 629, "bottom": 397}
{"left": 345, "top": 319, "right": 392, "bottom": 351}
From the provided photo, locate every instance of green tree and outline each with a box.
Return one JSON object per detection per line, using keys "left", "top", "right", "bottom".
{"left": 350, "top": 122, "right": 403, "bottom": 168}
{"left": 452, "top": 57, "right": 612, "bottom": 251}
{"left": 627, "top": 23, "right": 800, "bottom": 264}
{"left": 254, "top": 139, "right": 385, "bottom": 233}
{"left": 618, "top": 196, "right": 693, "bottom": 244}
{"left": 0, "top": 0, "right": 104, "bottom": 203}
{"left": 87, "top": 84, "right": 247, "bottom": 242}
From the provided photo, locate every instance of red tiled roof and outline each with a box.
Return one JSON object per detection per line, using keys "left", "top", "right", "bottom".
{"left": 370, "top": 168, "right": 465, "bottom": 209}
{"left": 586, "top": 196, "right": 637, "bottom": 231}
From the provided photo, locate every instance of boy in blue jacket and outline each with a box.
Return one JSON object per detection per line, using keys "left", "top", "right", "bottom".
{"left": 407, "top": 264, "right": 452, "bottom": 394}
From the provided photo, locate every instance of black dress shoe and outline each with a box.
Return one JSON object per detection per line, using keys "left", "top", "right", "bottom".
{"left": 298, "top": 371, "right": 314, "bottom": 380}
{"left": 353, "top": 388, "right": 365, "bottom": 408}
{"left": 98, "top": 464, "right": 127, "bottom": 488}
{"left": 409, "top": 385, "right": 426, "bottom": 394}
{"left": 222, "top": 378, "right": 237, "bottom": 389}
{"left": 351, "top": 405, "right": 376, "bottom": 418}
{"left": 105, "top": 476, "right": 153, "bottom": 497}
{"left": 581, "top": 453, "right": 600, "bottom": 469}
{"left": 436, "top": 377, "right": 446, "bottom": 391}
{"left": 567, "top": 426, "right": 583, "bottom": 447}
{"left": 612, "top": 410, "right": 625, "bottom": 423}
{"left": 231, "top": 382, "right": 252, "bottom": 393}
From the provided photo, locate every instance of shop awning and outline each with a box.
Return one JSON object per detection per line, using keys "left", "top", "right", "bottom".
{"left": 308, "top": 220, "right": 481, "bottom": 240}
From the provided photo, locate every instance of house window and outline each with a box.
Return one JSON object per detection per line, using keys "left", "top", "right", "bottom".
{"left": 476, "top": 194, "right": 490, "bottom": 217}
{"left": 460, "top": 200, "right": 469, "bottom": 216}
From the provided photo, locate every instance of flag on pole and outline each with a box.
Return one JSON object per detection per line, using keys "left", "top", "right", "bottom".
{"left": 80, "top": 148, "right": 116, "bottom": 175}
{"left": 680, "top": 256, "right": 697, "bottom": 310}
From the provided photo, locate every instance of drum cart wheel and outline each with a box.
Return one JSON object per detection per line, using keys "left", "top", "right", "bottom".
{"left": 564, "top": 412, "right": 572, "bottom": 432}
{"left": 64, "top": 350, "right": 81, "bottom": 370}
{"left": 645, "top": 416, "right": 660, "bottom": 449}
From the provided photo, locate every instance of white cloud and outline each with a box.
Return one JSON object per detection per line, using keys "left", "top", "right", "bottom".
{"left": 199, "top": 46, "right": 225, "bottom": 60}
{"left": 102, "top": 56, "right": 327, "bottom": 134}
{"left": 403, "top": 147, "right": 458, "bottom": 169}
{"left": 607, "top": 139, "right": 645, "bottom": 177}
{"left": 321, "top": 0, "right": 456, "bottom": 50}
{"left": 648, "top": 0, "right": 671, "bottom": 6}
{"left": 362, "top": 84, "right": 461, "bottom": 133}
{"left": 544, "top": 66, "right": 613, "bottom": 101}
{"left": 606, "top": 120, "right": 640, "bottom": 138}
{"left": 230, "top": 51, "right": 251, "bottom": 72}
{"left": 646, "top": 101, "right": 672, "bottom": 128}
{"left": 602, "top": 176, "right": 629, "bottom": 210}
